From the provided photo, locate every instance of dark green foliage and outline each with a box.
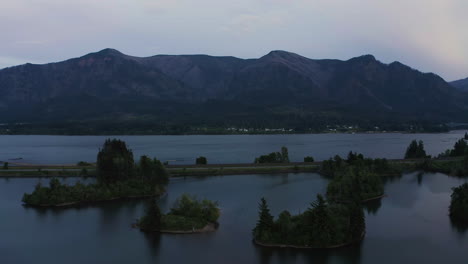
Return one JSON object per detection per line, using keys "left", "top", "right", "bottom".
{"left": 281, "top": 147, "right": 290, "bottom": 163}
{"left": 195, "top": 156, "right": 207, "bottom": 165}
{"left": 96, "top": 139, "right": 135, "bottom": 184}
{"left": 253, "top": 196, "right": 365, "bottom": 248}
{"left": 449, "top": 183, "right": 468, "bottom": 222}
{"left": 77, "top": 161, "right": 91, "bottom": 166}
{"left": 2, "top": 162, "right": 8, "bottom": 170}
{"left": 465, "top": 132, "right": 468, "bottom": 140}
{"left": 453, "top": 139, "right": 468, "bottom": 156}
{"left": 139, "top": 194, "right": 220, "bottom": 232}
{"left": 304, "top": 156, "right": 314, "bottom": 162}
{"left": 136, "top": 156, "right": 169, "bottom": 184}
{"left": 404, "top": 140, "right": 428, "bottom": 159}
{"left": 254, "top": 147, "right": 290, "bottom": 163}
{"left": 139, "top": 199, "right": 162, "bottom": 232}
{"left": 326, "top": 167, "right": 384, "bottom": 202}
{"left": 22, "top": 178, "right": 164, "bottom": 206}
{"left": 253, "top": 197, "right": 275, "bottom": 242}
{"left": 320, "top": 155, "right": 345, "bottom": 178}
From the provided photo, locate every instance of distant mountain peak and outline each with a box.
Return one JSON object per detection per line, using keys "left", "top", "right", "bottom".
{"left": 93, "top": 48, "right": 124, "bottom": 56}
{"left": 348, "top": 54, "right": 377, "bottom": 63}
{"left": 262, "top": 50, "right": 302, "bottom": 59}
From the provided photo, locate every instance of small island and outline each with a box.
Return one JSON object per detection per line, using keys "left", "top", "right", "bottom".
{"left": 22, "top": 139, "right": 168, "bottom": 207}
{"left": 449, "top": 183, "right": 468, "bottom": 223}
{"left": 252, "top": 195, "right": 365, "bottom": 249}
{"left": 137, "top": 194, "right": 220, "bottom": 233}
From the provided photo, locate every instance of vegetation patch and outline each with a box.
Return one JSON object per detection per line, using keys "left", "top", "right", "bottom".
{"left": 22, "top": 139, "right": 168, "bottom": 207}
{"left": 252, "top": 195, "right": 365, "bottom": 248}
{"left": 449, "top": 183, "right": 468, "bottom": 223}
{"left": 138, "top": 194, "right": 220, "bottom": 233}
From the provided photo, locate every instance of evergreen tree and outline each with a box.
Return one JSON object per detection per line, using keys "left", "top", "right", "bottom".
{"left": 307, "top": 194, "right": 334, "bottom": 246}
{"left": 405, "top": 140, "right": 427, "bottom": 159}
{"left": 451, "top": 139, "right": 468, "bottom": 157}
{"left": 281, "top": 146, "right": 290, "bottom": 163}
{"left": 139, "top": 199, "right": 162, "bottom": 232}
{"left": 253, "top": 197, "right": 274, "bottom": 241}
{"left": 465, "top": 132, "right": 468, "bottom": 140}
{"left": 2, "top": 162, "right": 8, "bottom": 170}
{"left": 304, "top": 156, "right": 314, "bottom": 162}
{"left": 347, "top": 202, "right": 365, "bottom": 241}
{"left": 96, "top": 139, "right": 135, "bottom": 184}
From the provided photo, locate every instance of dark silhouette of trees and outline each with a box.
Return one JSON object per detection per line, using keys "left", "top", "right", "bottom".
{"left": 97, "top": 139, "right": 135, "bottom": 184}
{"left": 281, "top": 147, "right": 290, "bottom": 163}
{"left": 196, "top": 156, "right": 207, "bottom": 165}
{"left": 304, "top": 156, "right": 315, "bottom": 162}
{"left": 404, "top": 140, "right": 428, "bottom": 159}
{"left": 139, "top": 199, "right": 162, "bottom": 232}
{"left": 2, "top": 162, "right": 8, "bottom": 170}
{"left": 253, "top": 197, "right": 274, "bottom": 241}
{"left": 255, "top": 147, "right": 290, "bottom": 163}
{"left": 139, "top": 194, "right": 220, "bottom": 232}
{"left": 252, "top": 195, "right": 366, "bottom": 248}
{"left": 449, "top": 183, "right": 468, "bottom": 223}
{"left": 137, "top": 155, "right": 169, "bottom": 184}
{"left": 451, "top": 139, "right": 468, "bottom": 157}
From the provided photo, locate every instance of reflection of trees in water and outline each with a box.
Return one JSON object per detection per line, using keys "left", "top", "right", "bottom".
{"left": 98, "top": 200, "right": 142, "bottom": 234}
{"left": 254, "top": 241, "right": 363, "bottom": 264}
{"left": 450, "top": 217, "right": 468, "bottom": 236}
{"left": 142, "top": 232, "right": 162, "bottom": 259}
{"left": 417, "top": 172, "right": 424, "bottom": 186}
{"left": 363, "top": 198, "right": 382, "bottom": 215}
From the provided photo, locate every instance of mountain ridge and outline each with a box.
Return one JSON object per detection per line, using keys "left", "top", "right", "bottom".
{"left": 0, "top": 48, "right": 466, "bottom": 134}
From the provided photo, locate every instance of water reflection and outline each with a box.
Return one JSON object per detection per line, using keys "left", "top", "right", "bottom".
{"left": 450, "top": 217, "right": 468, "bottom": 235}
{"left": 363, "top": 198, "right": 382, "bottom": 215}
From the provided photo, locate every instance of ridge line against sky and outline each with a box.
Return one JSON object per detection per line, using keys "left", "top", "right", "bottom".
{"left": 1, "top": 0, "right": 468, "bottom": 81}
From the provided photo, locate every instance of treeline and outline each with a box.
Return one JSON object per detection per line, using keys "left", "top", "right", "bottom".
{"left": 254, "top": 147, "right": 290, "bottom": 164}
{"left": 23, "top": 139, "right": 168, "bottom": 206}
{"left": 139, "top": 194, "right": 220, "bottom": 232}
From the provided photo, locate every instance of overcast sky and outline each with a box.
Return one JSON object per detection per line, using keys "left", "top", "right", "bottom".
{"left": 1, "top": 0, "right": 467, "bottom": 81}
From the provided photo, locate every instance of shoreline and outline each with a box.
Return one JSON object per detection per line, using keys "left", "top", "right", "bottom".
{"left": 253, "top": 231, "right": 365, "bottom": 250}
{"left": 23, "top": 193, "right": 164, "bottom": 208}
{"left": 134, "top": 222, "right": 218, "bottom": 234}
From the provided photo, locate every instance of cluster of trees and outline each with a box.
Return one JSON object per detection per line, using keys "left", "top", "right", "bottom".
{"left": 254, "top": 147, "right": 289, "bottom": 164}
{"left": 303, "top": 156, "right": 314, "bottom": 163}
{"left": 326, "top": 168, "right": 384, "bottom": 202}
{"left": 449, "top": 183, "right": 468, "bottom": 223}
{"left": 2, "top": 162, "right": 8, "bottom": 170}
{"left": 404, "top": 140, "right": 428, "bottom": 159}
{"left": 252, "top": 195, "right": 364, "bottom": 248}
{"left": 196, "top": 156, "right": 207, "bottom": 165}
{"left": 139, "top": 194, "right": 220, "bottom": 232}
{"left": 439, "top": 138, "right": 468, "bottom": 157}
{"left": 22, "top": 178, "right": 164, "bottom": 206}
{"left": 320, "top": 152, "right": 392, "bottom": 178}
{"left": 23, "top": 139, "right": 169, "bottom": 206}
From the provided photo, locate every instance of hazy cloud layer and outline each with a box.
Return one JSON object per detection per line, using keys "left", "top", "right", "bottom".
{"left": 1, "top": 0, "right": 467, "bottom": 80}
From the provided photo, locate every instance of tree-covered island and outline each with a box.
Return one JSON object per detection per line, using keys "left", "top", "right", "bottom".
{"left": 253, "top": 195, "right": 365, "bottom": 249}
{"left": 22, "top": 139, "right": 168, "bottom": 207}
{"left": 137, "top": 194, "right": 220, "bottom": 233}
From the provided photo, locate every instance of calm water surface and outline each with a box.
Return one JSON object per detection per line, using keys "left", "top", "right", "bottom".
{"left": 0, "top": 131, "right": 466, "bottom": 165}
{"left": 0, "top": 172, "right": 467, "bottom": 264}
